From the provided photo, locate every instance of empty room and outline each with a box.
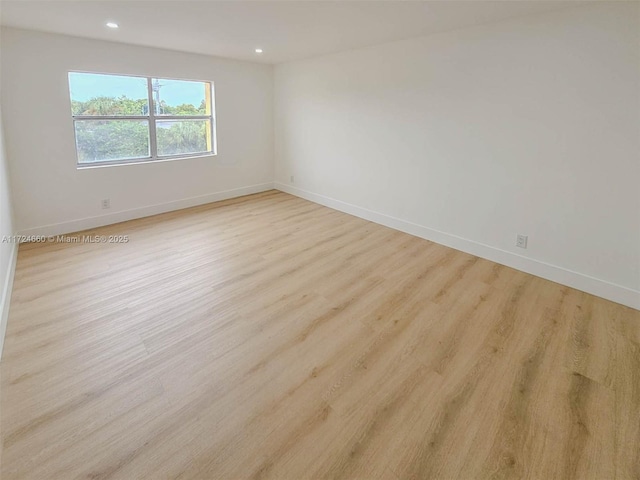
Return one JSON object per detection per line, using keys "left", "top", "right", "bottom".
{"left": 0, "top": 0, "right": 639, "bottom": 478}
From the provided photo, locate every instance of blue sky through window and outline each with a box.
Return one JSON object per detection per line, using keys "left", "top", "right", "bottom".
{"left": 68, "top": 72, "right": 207, "bottom": 108}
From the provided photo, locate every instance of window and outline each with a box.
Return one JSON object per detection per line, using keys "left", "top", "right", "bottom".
{"left": 68, "top": 72, "right": 216, "bottom": 166}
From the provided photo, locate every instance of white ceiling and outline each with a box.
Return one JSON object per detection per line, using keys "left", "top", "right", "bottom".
{"left": 0, "top": 0, "right": 581, "bottom": 64}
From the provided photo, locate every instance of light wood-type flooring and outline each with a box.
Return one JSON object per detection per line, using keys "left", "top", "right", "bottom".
{"left": 1, "top": 190, "right": 639, "bottom": 479}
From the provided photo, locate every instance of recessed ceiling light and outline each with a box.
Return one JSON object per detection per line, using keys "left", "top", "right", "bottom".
{"left": 255, "top": 48, "right": 263, "bottom": 54}
{"left": 106, "top": 22, "right": 119, "bottom": 29}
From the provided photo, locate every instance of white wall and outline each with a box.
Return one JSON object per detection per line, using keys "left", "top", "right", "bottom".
{"left": 0, "top": 104, "right": 17, "bottom": 358}
{"left": 275, "top": 2, "right": 640, "bottom": 309}
{"left": 0, "top": 27, "right": 274, "bottom": 235}
{"left": 0, "top": 106, "right": 14, "bottom": 299}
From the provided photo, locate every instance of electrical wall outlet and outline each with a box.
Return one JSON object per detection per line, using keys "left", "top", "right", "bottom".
{"left": 101, "top": 199, "right": 111, "bottom": 209}
{"left": 516, "top": 234, "right": 528, "bottom": 249}
{"left": 290, "top": 175, "right": 294, "bottom": 183}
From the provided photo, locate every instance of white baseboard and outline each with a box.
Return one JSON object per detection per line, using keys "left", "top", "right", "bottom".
{"left": 275, "top": 182, "right": 640, "bottom": 311}
{"left": 18, "top": 182, "right": 275, "bottom": 237}
{"left": 0, "top": 242, "right": 18, "bottom": 361}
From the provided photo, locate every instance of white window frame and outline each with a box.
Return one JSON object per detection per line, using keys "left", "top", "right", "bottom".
{"left": 69, "top": 71, "right": 217, "bottom": 168}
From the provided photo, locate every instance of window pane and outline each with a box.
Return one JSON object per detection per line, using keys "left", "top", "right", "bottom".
{"left": 69, "top": 72, "right": 149, "bottom": 116}
{"left": 152, "top": 79, "right": 211, "bottom": 116}
{"left": 156, "top": 119, "right": 212, "bottom": 156}
{"left": 74, "top": 120, "right": 150, "bottom": 164}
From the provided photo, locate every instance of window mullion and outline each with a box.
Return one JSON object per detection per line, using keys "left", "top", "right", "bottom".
{"left": 147, "top": 77, "right": 158, "bottom": 159}
{"left": 154, "top": 115, "right": 212, "bottom": 121}
{"left": 72, "top": 115, "right": 149, "bottom": 121}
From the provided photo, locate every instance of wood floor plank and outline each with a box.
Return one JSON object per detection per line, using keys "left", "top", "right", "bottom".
{"left": 1, "top": 190, "right": 638, "bottom": 479}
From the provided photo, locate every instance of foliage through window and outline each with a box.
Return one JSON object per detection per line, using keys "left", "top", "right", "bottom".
{"left": 68, "top": 72, "right": 216, "bottom": 166}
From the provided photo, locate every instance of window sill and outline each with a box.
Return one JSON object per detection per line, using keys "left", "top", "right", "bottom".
{"left": 76, "top": 153, "right": 217, "bottom": 170}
